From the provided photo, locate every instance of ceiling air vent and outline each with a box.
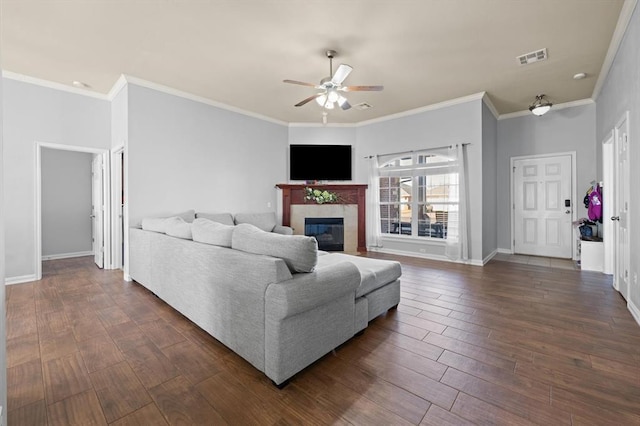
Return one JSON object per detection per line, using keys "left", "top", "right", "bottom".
{"left": 517, "top": 48, "right": 547, "bottom": 65}
{"left": 354, "top": 102, "right": 372, "bottom": 110}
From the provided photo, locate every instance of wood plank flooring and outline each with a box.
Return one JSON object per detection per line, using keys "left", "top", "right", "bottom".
{"left": 6, "top": 254, "right": 640, "bottom": 425}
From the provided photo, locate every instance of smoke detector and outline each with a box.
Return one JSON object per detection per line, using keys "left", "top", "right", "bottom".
{"left": 517, "top": 48, "right": 548, "bottom": 66}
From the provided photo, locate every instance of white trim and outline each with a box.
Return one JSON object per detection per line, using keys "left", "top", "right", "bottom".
{"left": 592, "top": 0, "right": 638, "bottom": 101}
{"left": 288, "top": 122, "right": 357, "bottom": 128}
{"left": 110, "top": 144, "right": 125, "bottom": 270}
{"left": 42, "top": 251, "right": 93, "bottom": 261}
{"left": 123, "top": 273, "right": 132, "bottom": 282}
{"left": 107, "top": 75, "right": 128, "bottom": 100}
{"left": 482, "top": 249, "right": 498, "bottom": 265}
{"left": 5, "top": 274, "right": 38, "bottom": 286}
{"left": 2, "top": 71, "right": 109, "bottom": 100}
{"left": 497, "top": 248, "right": 514, "bottom": 254}
{"left": 482, "top": 93, "right": 499, "bottom": 120}
{"left": 36, "top": 142, "right": 112, "bottom": 280}
{"left": 510, "top": 151, "right": 578, "bottom": 260}
{"left": 498, "top": 99, "right": 595, "bottom": 121}
{"left": 370, "top": 246, "right": 483, "bottom": 266}
{"left": 122, "top": 75, "right": 288, "bottom": 126}
{"left": 356, "top": 92, "right": 487, "bottom": 127}
{"left": 628, "top": 299, "right": 640, "bottom": 327}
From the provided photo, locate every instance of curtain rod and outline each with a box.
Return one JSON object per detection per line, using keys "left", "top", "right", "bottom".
{"left": 363, "top": 142, "right": 471, "bottom": 159}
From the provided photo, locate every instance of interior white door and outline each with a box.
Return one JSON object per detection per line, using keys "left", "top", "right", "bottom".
{"left": 92, "top": 155, "right": 104, "bottom": 268}
{"left": 614, "top": 119, "right": 630, "bottom": 300}
{"left": 513, "top": 155, "right": 573, "bottom": 258}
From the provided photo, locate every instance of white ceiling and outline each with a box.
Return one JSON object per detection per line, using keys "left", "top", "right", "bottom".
{"left": 1, "top": 0, "right": 627, "bottom": 124}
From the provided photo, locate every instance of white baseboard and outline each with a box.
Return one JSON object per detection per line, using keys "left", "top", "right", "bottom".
{"left": 497, "top": 248, "right": 513, "bottom": 254}
{"left": 628, "top": 299, "right": 640, "bottom": 327}
{"left": 5, "top": 274, "right": 38, "bottom": 285}
{"left": 482, "top": 249, "right": 498, "bottom": 265}
{"left": 123, "top": 272, "right": 132, "bottom": 282}
{"left": 42, "top": 251, "right": 93, "bottom": 261}
{"left": 370, "top": 247, "right": 484, "bottom": 266}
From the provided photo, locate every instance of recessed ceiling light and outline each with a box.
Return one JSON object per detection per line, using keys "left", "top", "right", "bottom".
{"left": 72, "top": 80, "right": 90, "bottom": 88}
{"left": 573, "top": 72, "right": 587, "bottom": 80}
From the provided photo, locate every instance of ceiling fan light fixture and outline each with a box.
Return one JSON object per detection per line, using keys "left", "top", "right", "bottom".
{"left": 327, "top": 90, "right": 339, "bottom": 103}
{"left": 315, "top": 94, "right": 327, "bottom": 106}
{"left": 324, "top": 100, "right": 335, "bottom": 110}
{"left": 529, "top": 94, "right": 552, "bottom": 116}
{"left": 337, "top": 95, "right": 348, "bottom": 107}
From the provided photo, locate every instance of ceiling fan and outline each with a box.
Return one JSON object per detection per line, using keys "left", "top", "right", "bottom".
{"left": 284, "top": 50, "right": 383, "bottom": 111}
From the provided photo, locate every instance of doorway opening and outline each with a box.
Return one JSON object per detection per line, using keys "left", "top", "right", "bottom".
{"left": 36, "top": 142, "right": 111, "bottom": 280}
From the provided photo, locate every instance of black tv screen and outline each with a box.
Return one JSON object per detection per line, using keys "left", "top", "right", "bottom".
{"left": 289, "top": 144, "right": 352, "bottom": 181}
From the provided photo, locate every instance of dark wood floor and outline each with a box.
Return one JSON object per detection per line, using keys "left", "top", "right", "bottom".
{"left": 6, "top": 254, "right": 640, "bottom": 425}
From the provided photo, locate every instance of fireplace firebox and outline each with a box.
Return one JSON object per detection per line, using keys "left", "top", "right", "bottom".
{"left": 305, "top": 218, "right": 344, "bottom": 251}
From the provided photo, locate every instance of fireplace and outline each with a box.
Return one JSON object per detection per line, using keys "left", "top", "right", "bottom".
{"left": 305, "top": 218, "right": 344, "bottom": 251}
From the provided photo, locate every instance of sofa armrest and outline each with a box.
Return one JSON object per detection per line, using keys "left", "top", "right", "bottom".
{"left": 272, "top": 225, "right": 294, "bottom": 235}
{"left": 265, "top": 262, "right": 360, "bottom": 320}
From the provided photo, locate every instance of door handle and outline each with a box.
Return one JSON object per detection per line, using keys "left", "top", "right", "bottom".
{"left": 90, "top": 214, "right": 96, "bottom": 218}
{"left": 565, "top": 210, "right": 571, "bottom": 214}
{"left": 611, "top": 216, "right": 620, "bottom": 221}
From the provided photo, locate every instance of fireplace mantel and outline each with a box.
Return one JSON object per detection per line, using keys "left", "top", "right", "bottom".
{"left": 276, "top": 184, "right": 368, "bottom": 252}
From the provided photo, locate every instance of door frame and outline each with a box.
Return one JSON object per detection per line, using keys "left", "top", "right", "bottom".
{"left": 110, "top": 144, "right": 125, "bottom": 270}
{"left": 602, "top": 130, "right": 615, "bottom": 278}
{"left": 35, "top": 142, "right": 111, "bottom": 280}
{"left": 510, "top": 151, "right": 577, "bottom": 259}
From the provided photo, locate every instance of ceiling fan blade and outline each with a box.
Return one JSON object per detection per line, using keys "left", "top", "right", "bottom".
{"left": 341, "top": 85, "right": 384, "bottom": 92}
{"left": 283, "top": 79, "right": 317, "bottom": 87}
{"left": 331, "top": 64, "right": 353, "bottom": 85}
{"left": 295, "top": 93, "right": 322, "bottom": 107}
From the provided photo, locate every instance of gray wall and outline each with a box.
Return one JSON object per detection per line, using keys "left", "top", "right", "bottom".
{"left": 127, "top": 83, "right": 288, "bottom": 227}
{"left": 595, "top": 2, "right": 640, "bottom": 315}
{"left": 496, "top": 103, "right": 596, "bottom": 251}
{"left": 41, "top": 149, "right": 93, "bottom": 257}
{"left": 2, "top": 78, "right": 110, "bottom": 279}
{"left": 482, "top": 102, "right": 498, "bottom": 259}
{"left": 355, "top": 99, "right": 485, "bottom": 263}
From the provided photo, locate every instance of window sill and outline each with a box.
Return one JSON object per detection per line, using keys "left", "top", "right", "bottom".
{"left": 381, "top": 235, "right": 447, "bottom": 245}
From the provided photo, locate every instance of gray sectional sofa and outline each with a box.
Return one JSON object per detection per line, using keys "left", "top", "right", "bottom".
{"left": 129, "top": 211, "right": 401, "bottom": 386}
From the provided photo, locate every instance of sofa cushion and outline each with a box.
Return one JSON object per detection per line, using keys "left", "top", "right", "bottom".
{"left": 316, "top": 253, "right": 401, "bottom": 298}
{"left": 234, "top": 212, "right": 277, "bottom": 232}
{"left": 232, "top": 223, "right": 318, "bottom": 273}
{"left": 192, "top": 218, "right": 234, "bottom": 247}
{"left": 165, "top": 217, "right": 193, "bottom": 240}
{"left": 195, "top": 212, "right": 235, "bottom": 226}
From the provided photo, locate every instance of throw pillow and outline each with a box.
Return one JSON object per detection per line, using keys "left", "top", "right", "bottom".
{"left": 192, "top": 218, "right": 234, "bottom": 247}
{"left": 165, "top": 216, "right": 193, "bottom": 240}
{"left": 232, "top": 223, "right": 318, "bottom": 273}
{"left": 141, "top": 217, "right": 168, "bottom": 233}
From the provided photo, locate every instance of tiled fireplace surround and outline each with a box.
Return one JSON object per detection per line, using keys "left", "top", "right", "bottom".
{"left": 276, "top": 184, "right": 368, "bottom": 253}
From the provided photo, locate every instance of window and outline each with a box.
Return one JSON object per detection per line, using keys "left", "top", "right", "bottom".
{"left": 378, "top": 150, "right": 459, "bottom": 239}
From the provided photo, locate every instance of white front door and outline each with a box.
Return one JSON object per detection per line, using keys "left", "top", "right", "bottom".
{"left": 513, "top": 154, "right": 573, "bottom": 258}
{"left": 92, "top": 155, "right": 104, "bottom": 268}
{"left": 614, "top": 116, "right": 630, "bottom": 300}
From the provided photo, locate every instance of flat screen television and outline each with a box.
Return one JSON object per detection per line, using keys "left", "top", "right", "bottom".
{"left": 289, "top": 144, "right": 352, "bottom": 181}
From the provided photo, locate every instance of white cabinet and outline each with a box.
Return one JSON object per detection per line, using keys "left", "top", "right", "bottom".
{"left": 580, "top": 240, "right": 604, "bottom": 272}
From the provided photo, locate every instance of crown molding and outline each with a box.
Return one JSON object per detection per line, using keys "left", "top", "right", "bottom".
{"left": 592, "top": 0, "right": 638, "bottom": 101}
{"left": 498, "top": 98, "right": 595, "bottom": 120}
{"left": 355, "top": 92, "right": 487, "bottom": 127}
{"left": 107, "top": 74, "right": 128, "bottom": 100}
{"left": 120, "top": 75, "right": 288, "bottom": 126}
{"left": 288, "top": 122, "right": 357, "bottom": 128}
{"left": 481, "top": 93, "right": 499, "bottom": 119}
{"left": 2, "top": 70, "right": 110, "bottom": 100}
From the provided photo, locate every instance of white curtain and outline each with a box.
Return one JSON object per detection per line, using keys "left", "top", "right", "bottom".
{"left": 366, "top": 156, "right": 382, "bottom": 249}
{"left": 445, "top": 144, "right": 469, "bottom": 261}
